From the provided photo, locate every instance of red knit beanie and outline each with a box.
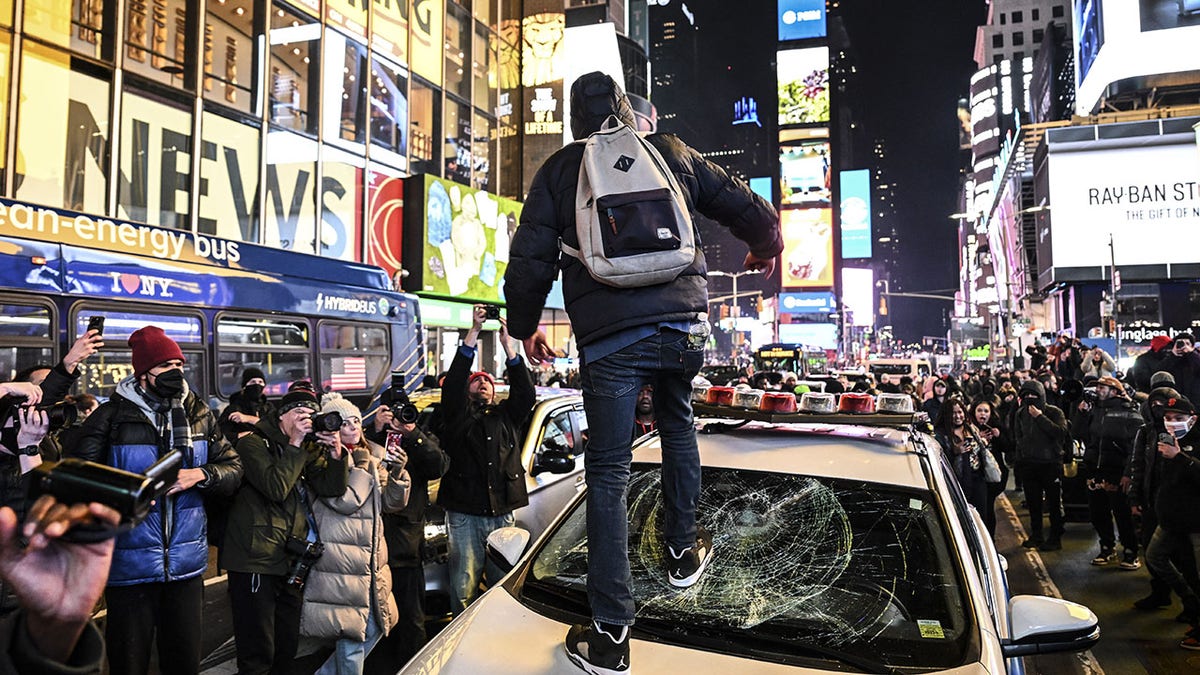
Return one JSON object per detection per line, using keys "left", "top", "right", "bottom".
{"left": 468, "top": 371, "right": 495, "bottom": 388}
{"left": 129, "top": 326, "right": 185, "bottom": 376}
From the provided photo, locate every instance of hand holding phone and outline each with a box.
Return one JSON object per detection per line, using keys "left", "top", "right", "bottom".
{"left": 1158, "top": 432, "right": 1181, "bottom": 459}
{"left": 86, "top": 316, "right": 105, "bottom": 335}
{"left": 385, "top": 432, "right": 407, "bottom": 471}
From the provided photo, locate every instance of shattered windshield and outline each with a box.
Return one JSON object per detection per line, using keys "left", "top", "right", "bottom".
{"left": 524, "top": 465, "right": 974, "bottom": 671}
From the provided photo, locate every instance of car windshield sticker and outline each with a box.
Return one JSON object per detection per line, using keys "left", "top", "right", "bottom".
{"left": 531, "top": 466, "right": 968, "bottom": 667}
{"left": 918, "top": 620, "right": 946, "bottom": 638}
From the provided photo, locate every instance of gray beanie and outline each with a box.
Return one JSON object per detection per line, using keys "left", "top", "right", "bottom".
{"left": 1150, "top": 371, "right": 1176, "bottom": 388}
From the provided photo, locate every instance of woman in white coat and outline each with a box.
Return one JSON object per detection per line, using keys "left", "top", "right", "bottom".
{"left": 299, "top": 393, "right": 411, "bottom": 675}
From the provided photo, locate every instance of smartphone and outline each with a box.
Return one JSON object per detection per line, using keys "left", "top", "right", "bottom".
{"left": 1159, "top": 432, "right": 1177, "bottom": 446}
{"left": 385, "top": 431, "right": 404, "bottom": 466}
{"left": 87, "top": 315, "right": 105, "bottom": 336}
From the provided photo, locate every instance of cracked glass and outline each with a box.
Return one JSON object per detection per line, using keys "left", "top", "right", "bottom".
{"left": 524, "top": 464, "right": 975, "bottom": 671}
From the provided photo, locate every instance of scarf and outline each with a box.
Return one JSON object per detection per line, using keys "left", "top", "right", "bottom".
{"left": 138, "top": 384, "right": 192, "bottom": 464}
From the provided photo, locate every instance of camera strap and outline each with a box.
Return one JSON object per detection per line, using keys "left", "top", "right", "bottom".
{"left": 294, "top": 480, "right": 321, "bottom": 544}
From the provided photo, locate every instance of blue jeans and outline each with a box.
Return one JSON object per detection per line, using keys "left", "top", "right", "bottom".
{"left": 447, "top": 510, "right": 515, "bottom": 614}
{"left": 315, "top": 610, "right": 383, "bottom": 675}
{"left": 581, "top": 327, "right": 704, "bottom": 626}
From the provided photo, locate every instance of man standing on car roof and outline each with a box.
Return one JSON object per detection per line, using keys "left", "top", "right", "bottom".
{"left": 503, "top": 71, "right": 782, "bottom": 675}
{"left": 436, "top": 305, "right": 535, "bottom": 616}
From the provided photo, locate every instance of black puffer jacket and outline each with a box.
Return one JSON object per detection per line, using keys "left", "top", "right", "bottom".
{"left": 1153, "top": 424, "right": 1200, "bottom": 533}
{"left": 504, "top": 72, "right": 783, "bottom": 346}
{"left": 1071, "top": 395, "right": 1142, "bottom": 473}
{"left": 1013, "top": 380, "right": 1070, "bottom": 465}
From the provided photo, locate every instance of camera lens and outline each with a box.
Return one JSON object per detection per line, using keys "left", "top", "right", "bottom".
{"left": 311, "top": 411, "right": 343, "bottom": 433}
{"left": 397, "top": 403, "right": 419, "bottom": 425}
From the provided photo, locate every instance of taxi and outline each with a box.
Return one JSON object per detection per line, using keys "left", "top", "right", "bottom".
{"left": 402, "top": 389, "right": 1099, "bottom": 674}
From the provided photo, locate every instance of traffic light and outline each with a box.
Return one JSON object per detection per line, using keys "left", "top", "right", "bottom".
{"left": 879, "top": 295, "right": 888, "bottom": 316}
{"left": 719, "top": 304, "right": 729, "bottom": 320}
{"left": 756, "top": 295, "right": 763, "bottom": 314}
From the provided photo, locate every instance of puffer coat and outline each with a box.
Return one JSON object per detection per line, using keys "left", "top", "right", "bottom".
{"left": 299, "top": 440, "right": 411, "bottom": 642}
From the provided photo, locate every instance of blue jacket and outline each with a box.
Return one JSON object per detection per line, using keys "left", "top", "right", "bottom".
{"left": 69, "top": 377, "right": 241, "bottom": 586}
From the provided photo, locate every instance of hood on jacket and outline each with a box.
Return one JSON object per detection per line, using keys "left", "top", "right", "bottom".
{"left": 1019, "top": 379, "right": 1046, "bottom": 406}
{"left": 115, "top": 373, "right": 192, "bottom": 424}
{"left": 570, "top": 71, "right": 636, "bottom": 140}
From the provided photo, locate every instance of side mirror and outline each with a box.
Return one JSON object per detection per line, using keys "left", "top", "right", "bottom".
{"left": 531, "top": 449, "right": 575, "bottom": 476}
{"left": 485, "top": 526, "right": 531, "bottom": 575}
{"left": 1000, "top": 595, "right": 1099, "bottom": 657}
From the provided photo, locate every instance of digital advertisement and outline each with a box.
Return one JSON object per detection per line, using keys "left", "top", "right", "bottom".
{"left": 780, "top": 207, "right": 834, "bottom": 289}
{"left": 403, "top": 174, "right": 522, "bottom": 303}
{"left": 839, "top": 169, "right": 873, "bottom": 259}
{"left": 841, "top": 267, "right": 875, "bottom": 327}
{"left": 778, "top": 47, "right": 829, "bottom": 125}
{"left": 780, "top": 141, "right": 831, "bottom": 206}
{"left": 778, "top": 0, "right": 828, "bottom": 41}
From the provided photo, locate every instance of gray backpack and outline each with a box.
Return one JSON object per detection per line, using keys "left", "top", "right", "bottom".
{"left": 561, "top": 116, "right": 696, "bottom": 288}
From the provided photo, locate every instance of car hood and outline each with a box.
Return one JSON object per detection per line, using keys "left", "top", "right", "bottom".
{"left": 402, "top": 587, "right": 996, "bottom": 674}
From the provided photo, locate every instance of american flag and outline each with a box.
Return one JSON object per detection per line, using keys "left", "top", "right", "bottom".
{"left": 329, "top": 357, "right": 368, "bottom": 391}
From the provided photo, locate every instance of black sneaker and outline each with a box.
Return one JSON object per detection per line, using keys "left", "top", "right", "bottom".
{"left": 666, "top": 528, "right": 713, "bottom": 588}
{"left": 1134, "top": 593, "right": 1172, "bottom": 610}
{"left": 565, "top": 621, "right": 630, "bottom": 675}
{"left": 1091, "top": 547, "right": 1116, "bottom": 566}
{"left": 1119, "top": 549, "right": 1141, "bottom": 570}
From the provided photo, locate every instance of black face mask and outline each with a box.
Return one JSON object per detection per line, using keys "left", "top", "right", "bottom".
{"left": 243, "top": 383, "right": 264, "bottom": 402}
{"left": 151, "top": 368, "right": 186, "bottom": 399}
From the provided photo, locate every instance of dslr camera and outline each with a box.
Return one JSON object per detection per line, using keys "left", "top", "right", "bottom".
{"left": 384, "top": 372, "right": 419, "bottom": 425}
{"left": 27, "top": 449, "right": 182, "bottom": 540}
{"left": 310, "top": 410, "right": 344, "bottom": 433}
{"left": 284, "top": 536, "right": 325, "bottom": 589}
{"left": 1, "top": 395, "right": 78, "bottom": 433}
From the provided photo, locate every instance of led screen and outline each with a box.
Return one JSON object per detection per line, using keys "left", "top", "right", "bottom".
{"left": 779, "top": 291, "right": 836, "bottom": 314}
{"left": 780, "top": 207, "right": 834, "bottom": 289}
{"left": 403, "top": 175, "right": 521, "bottom": 303}
{"left": 779, "top": 0, "right": 827, "bottom": 41}
{"left": 780, "top": 142, "right": 831, "bottom": 206}
{"left": 840, "top": 169, "right": 872, "bottom": 259}
{"left": 841, "top": 267, "right": 875, "bottom": 327}
{"left": 1047, "top": 141, "right": 1200, "bottom": 268}
{"left": 1075, "top": 0, "right": 1104, "bottom": 84}
{"left": 778, "top": 47, "right": 829, "bottom": 125}
{"left": 779, "top": 322, "right": 837, "bottom": 350}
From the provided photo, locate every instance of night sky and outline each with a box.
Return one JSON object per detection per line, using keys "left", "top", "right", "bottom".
{"left": 839, "top": 0, "right": 988, "bottom": 344}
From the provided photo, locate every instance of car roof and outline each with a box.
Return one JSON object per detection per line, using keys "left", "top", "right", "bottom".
{"left": 636, "top": 421, "right": 933, "bottom": 490}
{"left": 408, "top": 386, "right": 580, "bottom": 409}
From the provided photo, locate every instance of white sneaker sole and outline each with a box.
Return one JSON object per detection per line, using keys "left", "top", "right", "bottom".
{"left": 564, "top": 644, "right": 629, "bottom": 675}
{"left": 668, "top": 542, "right": 714, "bottom": 588}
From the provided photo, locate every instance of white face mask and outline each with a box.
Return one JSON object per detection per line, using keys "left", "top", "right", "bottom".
{"left": 1166, "top": 418, "right": 1195, "bottom": 439}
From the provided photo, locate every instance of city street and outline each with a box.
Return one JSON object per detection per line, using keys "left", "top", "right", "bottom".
{"left": 997, "top": 491, "right": 1200, "bottom": 674}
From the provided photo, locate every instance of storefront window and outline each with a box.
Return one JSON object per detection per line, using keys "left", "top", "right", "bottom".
{"left": 371, "top": 0, "right": 407, "bottom": 65}
{"left": 205, "top": 0, "right": 259, "bottom": 114}
{"left": 444, "top": 2, "right": 471, "bottom": 101}
{"left": 444, "top": 97, "right": 470, "bottom": 185}
{"left": 118, "top": 90, "right": 193, "bottom": 229}
{"left": 264, "top": 130, "right": 318, "bottom": 253}
{"left": 369, "top": 56, "right": 409, "bottom": 169}
{"left": 473, "top": 22, "right": 497, "bottom": 112}
{"left": 472, "top": 110, "right": 494, "bottom": 191}
{"left": 15, "top": 43, "right": 110, "bottom": 214}
{"left": 473, "top": 0, "right": 494, "bottom": 28}
{"left": 199, "top": 110, "right": 260, "bottom": 240}
{"left": 124, "top": 0, "right": 191, "bottom": 89}
{"left": 269, "top": 3, "right": 319, "bottom": 134}
{"left": 322, "top": 31, "right": 367, "bottom": 144}
{"left": 25, "top": 0, "right": 107, "bottom": 59}
{"left": 321, "top": 145, "right": 364, "bottom": 261}
{"left": 410, "top": 78, "right": 440, "bottom": 176}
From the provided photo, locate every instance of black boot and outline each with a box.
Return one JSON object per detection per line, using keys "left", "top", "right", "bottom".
{"left": 1134, "top": 586, "right": 1172, "bottom": 610}
{"left": 1178, "top": 595, "right": 1200, "bottom": 626}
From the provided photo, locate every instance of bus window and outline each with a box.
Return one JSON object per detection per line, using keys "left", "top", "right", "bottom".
{"left": 72, "top": 311, "right": 204, "bottom": 399}
{"left": 319, "top": 322, "right": 389, "bottom": 393}
{"left": 0, "top": 302, "right": 54, "bottom": 380}
{"left": 218, "top": 317, "right": 311, "bottom": 398}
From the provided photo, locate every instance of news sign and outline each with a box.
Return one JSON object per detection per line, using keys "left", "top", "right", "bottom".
{"left": 402, "top": 175, "right": 521, "bottom": 304}
{"left": 779, "top": 291, "right": 836, "bottom": 314}
{"left": 780, "top": 207, "right": 834, "bottom": 289}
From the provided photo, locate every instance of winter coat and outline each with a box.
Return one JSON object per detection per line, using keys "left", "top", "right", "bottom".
{"left": 1080, "top": 350, "right": 1117, "bottom": 380}
{"left": 300, "top": 440, "right": 410, "bottom": 643}
{"left": 373, "top": 427, "right": 448, "bottom": 568}
{"left": 503, "top": 72, "right": 783, "bottom": 348}
{"left": 1070, "top": 395, "right": 1142, "bottom": 474}
{"left": 69, "top": 377, "right": 241, "bottom": 586}
{"left": 0, "top": 611, "right": 104, "bottom": 674}
{"left": 1126, "top": 386, "right": 1182, "bottom": 510}
{"left": 220, "top": 416, "right": 349, "bottom": 575}
{"left": 1129, "top": 348, "right": 1171, "bottom": 393}
{"left": 436, "top": 348, "right": 535, "bottom": 517}
{"left": 1152, "top": 425, "right": 1200, "bottom": 533}
{"left": 1162, "top": 350, "right": 1200, "bottom": 406}
{"left": 1012, "top": 380, "right": 1070, "bottom": 466}
{"left": 218, "top": 389, "right": 278, "bottom": 445}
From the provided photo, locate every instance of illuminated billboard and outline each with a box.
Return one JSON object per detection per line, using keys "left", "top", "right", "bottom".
{"left": 779, "top": 322, "right": 837, "bottom": 350}
{"left": 780, "top": 207, "right": 834, "bottom": 289}
{"left": 779, "top": 0, "right": 827, "bottom": 41}
{"left": 402, "top": 175, "right": 521, "bottom": 303}
{"left": 1046, "top": 139, "right": 1200, "bottom": 268}
{"left": 839, "top": 169, "right": 872, "bottom": 259}
{"left": 779, "top": 291, "right": 836, "bottom": 314}
{"left": 841, "top": 267, "right": 875, "bottom": 327}
{"left": 1074, "top": 0, "right": 1200, "bottom": 114}
{"left": 780, "top": 142, "right": 830, "bottom": 206}
{"left": 778, "top": 48, "right": 829, "bottom": 125}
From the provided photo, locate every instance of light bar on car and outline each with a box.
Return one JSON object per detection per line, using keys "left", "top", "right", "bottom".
{"left": 691, "top": 385, "right": 711, "bottom": 404}
{"left": 733, "top": 389, "right": 765, "bottom": 409}
{"left": 876, "top": 393, "right": 915, "bottom": 414}
{"left": 798, "top": 392, "right": 837, "bottom": 414}
{"left": 838, "top": 392, "right": 876, "bottom": 414}
{"left": 760, "top": 392, "right": 798, "bottom": 413}
{"left": 706, "top": 386, "right": 736, "bottom": 406}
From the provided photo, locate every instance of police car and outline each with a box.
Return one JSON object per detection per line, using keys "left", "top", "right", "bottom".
{"left": 401, "top": 389, "right": 1099, "bottom": 674}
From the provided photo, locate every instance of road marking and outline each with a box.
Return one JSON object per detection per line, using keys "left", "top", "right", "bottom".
{"left": 1000, "top": 493, "right": 1106, "bottom": 675}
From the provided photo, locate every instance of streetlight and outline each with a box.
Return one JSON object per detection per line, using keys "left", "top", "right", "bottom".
{"left": 708, "top": 269, "right": 763, "bottom": 320}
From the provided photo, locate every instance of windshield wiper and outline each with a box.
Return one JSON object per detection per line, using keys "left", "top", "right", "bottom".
{"left": 634, "top": 620, "right": 901, "bottom": 674}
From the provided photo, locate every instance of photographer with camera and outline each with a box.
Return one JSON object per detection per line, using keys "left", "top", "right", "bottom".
{"left": 1071, "top": 376, "right": 1143, "bottom": 569}
{"left": 296, "top": 393, "right": 410, "bottom": 674}
{"left": 0, "top": 493, "right": 123, "bottom": 674}
{"left": 0, "top": 388, "right": 52, "bottom": 619}
{"left": 222, "top": 382, "right": 349, "bottom": 675}
{"left": 68, "top": 326, "right": 241, "bottom": 675}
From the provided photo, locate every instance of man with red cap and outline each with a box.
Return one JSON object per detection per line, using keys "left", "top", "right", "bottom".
{"left": 1130, "top": 334, "right": 1175, "bottom": 394}
{"left": 436, "top": 305, "right": 534, "bottom": 614}
{"left": 70, "top": 325, "right": 242, "bottom": 675}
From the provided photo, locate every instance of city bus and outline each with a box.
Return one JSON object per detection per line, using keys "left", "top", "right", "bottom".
{"left": 0, "top": 197, "right": 424, "bottom": 408}
{"left": 754, "top": 343, "right": 830, "bottom": 378}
